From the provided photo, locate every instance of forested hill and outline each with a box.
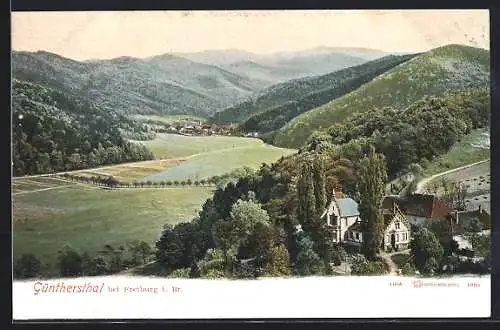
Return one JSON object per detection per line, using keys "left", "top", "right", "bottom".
{"left": 236, "top": 54, "right": 418, "bottom": 134}
{"left": 12, "top": 79, "right": 154, "bottom": 176}
{"left": 11, "top": 51, "right": 266, "bottom": 117}
{"left": 273, "top": 44, "right": 490, "bottom": 148}
{"left": 210, "top": 54, "right": 416, "bottom": 126}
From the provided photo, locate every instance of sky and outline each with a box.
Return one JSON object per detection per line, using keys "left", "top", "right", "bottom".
{"left": 11, "top": 10, "right": 489, "bottom": 61}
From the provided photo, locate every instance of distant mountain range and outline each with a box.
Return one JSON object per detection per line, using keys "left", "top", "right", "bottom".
{"left": 175, "top": 47, "right": 388, "bottom": 85}
{"left": 12, "top": 47, "right": 386, "bottom": 116}
{"left": 11, "top": 44, "right": 489, "bottom": 152}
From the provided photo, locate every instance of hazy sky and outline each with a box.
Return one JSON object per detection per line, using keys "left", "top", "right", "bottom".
{"left": 11, "top": 10, "right": 489, "bottom": 61}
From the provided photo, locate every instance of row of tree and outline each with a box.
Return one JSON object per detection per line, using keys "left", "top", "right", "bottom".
{"left": 59, "top": 173, "right": 217, "bottom": 189}
{"left": 57, "top": 173, "right": 252, "bottom": 188}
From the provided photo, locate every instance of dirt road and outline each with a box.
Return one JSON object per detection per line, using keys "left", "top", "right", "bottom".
{"left": 380, "top": 249, "right": 410, "bottom": 275}
{"left": 415, "top": 159, "right": 489, "bottom": 194}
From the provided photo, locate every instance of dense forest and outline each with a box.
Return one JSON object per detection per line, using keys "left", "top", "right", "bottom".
{"left": 317, "top": 87, "right": 490, "bottom": 177}
{"left": 12, "top": 79, "right": 154, "bottom": 176}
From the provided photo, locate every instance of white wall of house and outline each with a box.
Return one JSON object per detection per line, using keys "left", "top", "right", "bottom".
{"left": 384, "top": 218, "right": 410, "bottom": 247}
{"left": 347, "top": 230, "right": 363, "bottom": 243}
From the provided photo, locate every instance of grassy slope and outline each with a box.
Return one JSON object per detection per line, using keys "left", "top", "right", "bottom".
{"left": 138, "top": 133, "right": 270, "bottom": 159}
{"left": 141, "top": 144, "right": 297, "bottom": 182}
{"left": 273, "top": 44, "right": 490, "bottom": 148}
{"left": 421, "top": 128, "right": 490, "bottom": 177}
{"left": 13, "top": 184, "right": 213, "bottom": 272}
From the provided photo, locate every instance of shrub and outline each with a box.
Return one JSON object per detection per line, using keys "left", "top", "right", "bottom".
{"left": 350, "top": 255, "right": 388, "bottom": 275}
{"left": 167, "top": 268, "right": 191, "bottom": 278}
{"left": 391, "top": 253, "right": 410, "bottom": 268}
{"left": 14, "top": 254, "right": 42, "bottom": 279}
{"left": 401, "top": 262, "right": 417, "bottom": 276}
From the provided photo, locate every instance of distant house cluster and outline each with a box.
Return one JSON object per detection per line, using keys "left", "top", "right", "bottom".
{"left": 158, "top": 121, "right": 237, "bottom": 137}
{"left": 320, "top": 189, "right": 490, "bottom": 257}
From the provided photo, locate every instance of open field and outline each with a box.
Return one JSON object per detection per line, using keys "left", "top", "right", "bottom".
{"left": 73, "top": 159, "right": 185, "bottom": 183}
{"left": 421, "top": 128, "right": 490, "bottom": 177}
{"left": 141, "top": 145, "right": 297, "bottom": 182}
{"left": 137, "top": 133, "right": 271, "bottom": 159}
{"left": 12, "top": 176, "right": 83, "bottom": 195}
{"left": 424, "top": 160, "right": 490, "bottom": 194}
{"left": 64, "top": 134, "right": 296, "bottom": 184}
{"left": 423, "top": 160, "right": 490, "bottom": 213}
{"left": 13, "top": 180, "right": 213, "bottom": 273}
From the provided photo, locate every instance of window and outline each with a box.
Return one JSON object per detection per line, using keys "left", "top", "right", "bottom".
{"left": 350, "top": 231, "right": 354, "bottom": 239}
{"left": 356, "top": 232, "right": 360, "bottom": 240}
{"left": 395, "top": 234, "right": 399, "bottom": 242}
{"left": 395, "top": 222, "right": 400, "bottom": 229}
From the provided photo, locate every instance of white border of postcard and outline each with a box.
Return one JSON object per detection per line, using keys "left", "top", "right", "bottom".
{"left": 13, "top": 275, "right": 490, "bottom": 319}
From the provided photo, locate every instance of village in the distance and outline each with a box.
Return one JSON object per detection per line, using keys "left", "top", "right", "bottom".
{"left": 12, "top": 11, "right": 490, "bottom": 281}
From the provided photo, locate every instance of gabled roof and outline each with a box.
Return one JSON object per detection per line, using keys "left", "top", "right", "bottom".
{"left": 383, "top": 202, "right": 411, "bottom": 231}
{"left": 382, "top": 194, "right": 452, "bottom": 219}
{"left": 337, "top": 198, "right": 359, "bottom": 217}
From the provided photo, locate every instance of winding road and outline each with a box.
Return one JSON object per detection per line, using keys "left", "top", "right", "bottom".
{"left": 415, "top": 159, "right": 489, "bottom": 194}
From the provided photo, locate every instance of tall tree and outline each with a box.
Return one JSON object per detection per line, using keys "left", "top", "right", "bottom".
{"left": 358, "top": 147, "right": 388, "bottom": 260}
{"left": 312, "top": 154, "right": 327, "bottom": 218}
{"left": 296, "top": 161, "right": 316, "bottom": 232}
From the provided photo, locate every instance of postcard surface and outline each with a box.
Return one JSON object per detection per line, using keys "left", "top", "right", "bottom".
{"left": 11, "top": 10, "right": 491, "bottom": 320}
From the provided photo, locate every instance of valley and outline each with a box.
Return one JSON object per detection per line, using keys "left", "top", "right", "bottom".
{"left": 12, "top": 43, "right": 491, "bottom": 280}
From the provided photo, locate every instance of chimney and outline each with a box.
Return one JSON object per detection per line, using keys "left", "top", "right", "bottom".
{"left": 332, "top": 188, "right": 336, "bottom": 201}
{"left": 333, "top": 186, "right": 343, "bottom": 199}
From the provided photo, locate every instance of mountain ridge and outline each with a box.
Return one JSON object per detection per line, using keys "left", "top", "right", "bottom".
{"left": 272, "top": 44, "right": 490, "bottom": 148}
